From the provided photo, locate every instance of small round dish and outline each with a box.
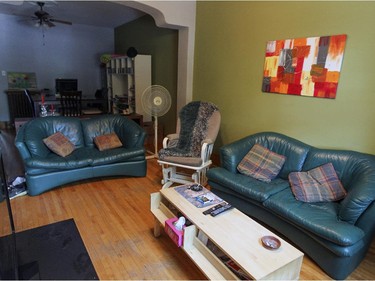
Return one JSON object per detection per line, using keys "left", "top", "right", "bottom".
{"left": 261, "top": 236, "right": 281, "bottom": 250}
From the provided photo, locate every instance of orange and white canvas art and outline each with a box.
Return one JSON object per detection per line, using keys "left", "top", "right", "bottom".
{"left": 262, "top": 34, "right": 347, "bottom": 99}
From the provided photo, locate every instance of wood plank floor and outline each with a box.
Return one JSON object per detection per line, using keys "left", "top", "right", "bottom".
{"left": 1, "top": 129, "right": 374, "bottom": 280}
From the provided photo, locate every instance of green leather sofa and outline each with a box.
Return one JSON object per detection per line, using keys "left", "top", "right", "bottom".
{"left": 15, "top": 115, "right": 147, "bottom": 196}
{"left": 207, "top": 132, "right": 375, "bottom": 279}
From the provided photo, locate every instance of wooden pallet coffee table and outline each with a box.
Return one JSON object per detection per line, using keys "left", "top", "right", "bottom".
{"left": 151, "top": 186, "right": 303, "bottom": 280}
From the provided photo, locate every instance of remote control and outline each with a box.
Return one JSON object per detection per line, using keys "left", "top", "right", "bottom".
{"left": 210, "top": 204, "right": 233, "bottom": 217}
{"left": 202, "top": 202, "right": 227, "bottom": 215}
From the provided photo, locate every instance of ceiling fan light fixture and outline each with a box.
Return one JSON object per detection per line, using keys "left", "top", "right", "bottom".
{"left": 31, "top": 1, "right": 72, "bottom": 28}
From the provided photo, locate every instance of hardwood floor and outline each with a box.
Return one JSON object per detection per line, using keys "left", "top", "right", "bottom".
{"left": 1, "top": 129, "right": 375, "bottom": 280}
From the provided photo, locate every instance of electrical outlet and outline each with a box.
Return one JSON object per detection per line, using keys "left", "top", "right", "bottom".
{"left": 1, "top": 71, "right": 6, "bottom": 76}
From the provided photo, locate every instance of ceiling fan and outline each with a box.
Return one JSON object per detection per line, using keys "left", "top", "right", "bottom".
{"left": 32, "top": 1, "right": 72, "bottom": 27}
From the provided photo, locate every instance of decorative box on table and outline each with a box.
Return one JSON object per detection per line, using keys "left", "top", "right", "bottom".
{"left": 165, "top": 217, "right": 184, "bottom": 247}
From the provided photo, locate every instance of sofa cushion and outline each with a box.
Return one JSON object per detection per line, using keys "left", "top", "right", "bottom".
{"left": 23, "top": 117, "right": 85, "bottom": 158}
{"left": 81, "top": 115, "right": 145, "bottom": 149}
{"left": 237, "top": 144, "right": 286, "bottom": 182}
{"left": 94, "top": 133, "right": 123, "bottom": 151}
{"left": 43, "top": 132, "right": 76, "bottom": 157}
{"left": 72, "top": 147, "right": 146, "bottom": 166}
{"left": 263, "top": 188, "right": 365, "bottom": 246}
{"left": 24, "top": 145, "right": 145, "bottom": 170}
{"left": 24, "top": 167, "right": 61, "bottom": 176}
{"left": 90, "top": 148, "right": 145, "bottom": 166}
{"left": 25, "top": 152, "right": 92, "bottom": 170}
{"left": 219, "top": 132, "right": 310, "bottom": 179}
{"left": 289, "top": 163, "right": 347, "bottom": 203}
{"left": 207, "top": 167, "right": 290, "bottom": 203}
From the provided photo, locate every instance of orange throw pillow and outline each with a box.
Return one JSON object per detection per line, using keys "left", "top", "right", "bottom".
{"left": 43, "top": 132, "right": 75, "bottom": 157}
{"left": 94, "top": 133, "right": 123, "bottom": 151}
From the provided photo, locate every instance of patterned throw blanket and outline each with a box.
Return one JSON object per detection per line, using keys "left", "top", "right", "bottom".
{"left": 158, "top": 101, "right": 219, "bottom": 159}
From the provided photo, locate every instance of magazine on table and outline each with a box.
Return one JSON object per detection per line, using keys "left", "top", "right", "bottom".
{"left": 174, "top": 185, "right": 223, "bottom": 208}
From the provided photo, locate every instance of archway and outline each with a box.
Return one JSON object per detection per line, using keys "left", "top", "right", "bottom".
{"left": 115, "top": 1, "right": 196, "bottom": 113}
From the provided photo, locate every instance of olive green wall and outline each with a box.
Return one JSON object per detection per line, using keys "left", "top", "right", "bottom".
{"left": 115, "top": 15, "right": 178, "bottom": 134}
{"left": 194, "top": 1, "right": 375, "bottom": 154}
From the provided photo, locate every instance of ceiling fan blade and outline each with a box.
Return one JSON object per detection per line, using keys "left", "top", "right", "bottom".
{"left": 50, "top": 18, "right": 72, "bottom": 25}
{"left": 45, "top": 20, "right": 55, "bottom": 27}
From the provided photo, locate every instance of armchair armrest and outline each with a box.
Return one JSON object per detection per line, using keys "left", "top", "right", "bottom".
{"left": 201, "top": 139, "right": 215, "bottom": 163}
{"left": 161, "top": 135, "right": 215, "bottom": 166}
{"left": 163, "top": 133, "right": 179, "bottom": 148}
{"left": 202, "top": 138, "right": 214, "bottom": 145}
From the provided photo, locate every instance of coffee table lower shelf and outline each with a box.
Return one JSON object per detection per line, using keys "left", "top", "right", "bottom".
{"left": 151, "top": 192, "right": 238, "bottom": 280}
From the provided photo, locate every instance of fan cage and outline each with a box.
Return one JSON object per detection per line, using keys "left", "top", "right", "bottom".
{"left": 142, "top": 85, "right": 171, "bottom": 117}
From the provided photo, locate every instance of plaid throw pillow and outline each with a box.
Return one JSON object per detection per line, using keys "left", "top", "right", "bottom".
{"left": 94, "top": 133, "right": 123, "bottom": 151}
{"left": 43, "top": 132, "right": 75, "bottom": 157}
{"left": 289, "top": 163, "right": 347, "bottom": 203}
{"left": 237, "top": 144, "right": 286, "bottom": 182}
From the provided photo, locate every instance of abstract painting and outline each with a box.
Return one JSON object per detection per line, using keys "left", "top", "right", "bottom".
{"left": 262, "top": 34, "right": 347, "bottom": 99}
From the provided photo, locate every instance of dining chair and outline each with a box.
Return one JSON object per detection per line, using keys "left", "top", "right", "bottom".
{"left": 60, "top": 91, "right": 82, "bottom": 117}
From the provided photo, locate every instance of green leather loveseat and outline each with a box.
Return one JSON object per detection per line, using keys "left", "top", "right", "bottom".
{"left": 15, "top": 115, "right": 147, "bottom": 196}
{"left": 207, "top": 132, "right": 375, "bottom": 279}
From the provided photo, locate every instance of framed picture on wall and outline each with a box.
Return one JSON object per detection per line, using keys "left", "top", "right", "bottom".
{"left": 7, "top": 72, "right": 37, "bottom": 89}
{"left": 262, "top": 34, "right": 347, "bottom": 99}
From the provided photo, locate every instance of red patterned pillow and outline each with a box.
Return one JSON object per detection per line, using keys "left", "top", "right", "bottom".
{"left": 43, "top": 132, "right": 75, "bottom": 157}
{"left": 289, "top": 163, "right": 347, "bottom": 202}
{"left": 94, "top": 133, "right": 123, "bottom": 151}
{"left": 237, "top": 144, "right": 286, "bottom": 182}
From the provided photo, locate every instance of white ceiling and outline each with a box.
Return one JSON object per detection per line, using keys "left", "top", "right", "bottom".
{"left": 0, "top": 0, "right": 146, "bottom": 28}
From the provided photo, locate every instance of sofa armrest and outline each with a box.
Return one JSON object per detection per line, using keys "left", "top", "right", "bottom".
{"left": 355, "top": 201, "right": 375, "bottom": 238}
{"left": 303, "top": 148, "right": 375, "bottom": 225}
{"left": 220, "top": 137, "right": 254, "bottom": 173}
{"left": 339, "top": 171, "right": 375, "bottom": 224}
{"left": 117, "top": 121, "right": 147, "bottom": 149}
{"left": 14, "top": 122, "right": 32, "bottom": 160}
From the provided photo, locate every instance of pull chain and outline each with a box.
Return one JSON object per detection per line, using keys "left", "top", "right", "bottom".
{"left": 41, "top": 27, "right": 46, "bottom": 46}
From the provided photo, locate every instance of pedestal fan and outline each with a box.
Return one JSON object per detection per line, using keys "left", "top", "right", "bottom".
{"left": 141, "top": 85, "right": 171, "bottom": 159}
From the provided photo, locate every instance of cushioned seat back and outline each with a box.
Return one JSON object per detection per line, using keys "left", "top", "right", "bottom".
{"left": 158, "top": 101, "right": 220, "bottom": 164}
{"left": 174, "top": 101, "right": 220, "bottom": 157}
{"left": 223, "top": 132, "right": 311, "bottom": 179}
{"left": 23, "top": 116, "right": 84, "bottom": 158}
{"left": 302, "top": 149, "right": 375, "bottom": 224}
{"left": 175, "top": 110, "right": 221, "bottom": 146}
{"left": 162, "top": 109, "right": 221, "bottom": 166}
{"left": 81, "top": 114, "right": 144, "bottom": 149}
